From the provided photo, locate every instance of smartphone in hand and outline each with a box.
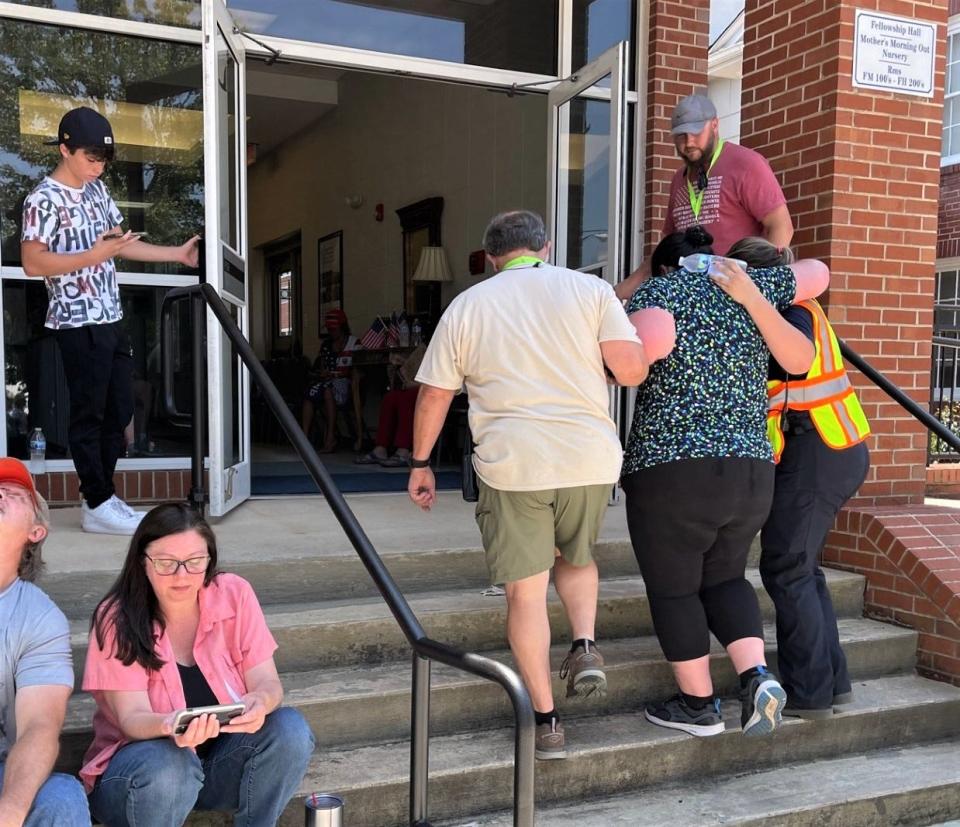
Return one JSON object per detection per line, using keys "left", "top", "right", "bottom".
{"left": 103, "top": 230, "right": 147, "bottom": 240}
{"left": 172, "top": 702, "right": 245, "bottom": 734}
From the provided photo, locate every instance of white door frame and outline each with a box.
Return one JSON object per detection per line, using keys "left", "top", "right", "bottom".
{"left": 202, "top": 0, "right": 250, "bottom": 515}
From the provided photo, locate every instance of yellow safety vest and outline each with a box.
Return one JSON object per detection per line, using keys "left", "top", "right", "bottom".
{"left": 767, "top": 300, "right": 870, "bottom": 463}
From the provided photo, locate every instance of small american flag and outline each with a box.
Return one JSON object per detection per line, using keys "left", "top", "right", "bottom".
{"left": 359, "top": 316, "right": 387, "bottom": 350}
{"left": 386, "top": 313, "right": 401, "bottom": 348}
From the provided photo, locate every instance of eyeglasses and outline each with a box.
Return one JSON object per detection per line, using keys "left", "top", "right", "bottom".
{"left": 144, "top": 554, "right": 209, "bottom": 575}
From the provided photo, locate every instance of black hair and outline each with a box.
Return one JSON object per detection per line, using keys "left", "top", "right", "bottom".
{"left": 91, "top": 502, "right": 219, "bottom": 671}
{"left": 650, "top": 226, "right": 714, "bottom": 277}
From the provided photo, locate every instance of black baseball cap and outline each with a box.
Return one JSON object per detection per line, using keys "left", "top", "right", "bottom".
{"left": 44, "top": 107, "right": 115, "bottom": 159}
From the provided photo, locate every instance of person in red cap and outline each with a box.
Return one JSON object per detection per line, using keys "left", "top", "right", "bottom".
{"left": 0, "top": 458, "right": 90, "bottom": 825}
{"left": 20, "top": 107, "right": 202, "bottom": 535}
{"left": 301, "top": 309, "right": 362, "bottom": 452}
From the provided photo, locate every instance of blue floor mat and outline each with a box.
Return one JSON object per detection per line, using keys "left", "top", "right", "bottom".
{"left": 252, "top": 459, "right": 461, "bottom": 495}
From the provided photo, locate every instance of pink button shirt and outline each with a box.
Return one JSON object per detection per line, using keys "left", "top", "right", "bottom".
{"left": 80, "top": 573, "right": 277, "bottom": 791}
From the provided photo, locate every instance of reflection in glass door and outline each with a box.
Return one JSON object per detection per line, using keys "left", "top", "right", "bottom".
{"left": 202, "top": 0, "right": 250, "bottom": 515}
{"left": 547, "top": 41, "right": 627, "bottom": 285}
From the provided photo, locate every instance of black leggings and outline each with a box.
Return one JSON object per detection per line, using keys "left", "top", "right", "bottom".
{"left": 622, "top": 457, "right": 774, "bottom": 662}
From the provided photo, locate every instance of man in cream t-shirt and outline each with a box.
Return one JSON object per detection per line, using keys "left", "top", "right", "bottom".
{"left": 408, "top": 210, "right": 648, "bottom": 759}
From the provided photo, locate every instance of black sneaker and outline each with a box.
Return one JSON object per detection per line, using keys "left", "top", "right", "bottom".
{"left": 644, "top": 695, "right": 724, "bottom": 737}
{"left": 739, "top": 667, "right": 787, "bottom": 736}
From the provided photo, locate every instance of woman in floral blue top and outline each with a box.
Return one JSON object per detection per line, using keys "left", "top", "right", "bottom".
{"left": 623, "top": 227, "right": 829, "bottom": 739}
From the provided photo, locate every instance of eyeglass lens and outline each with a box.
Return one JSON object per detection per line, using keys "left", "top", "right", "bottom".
{"left": 147, "top": 556, "right": 209, "bottom": 575}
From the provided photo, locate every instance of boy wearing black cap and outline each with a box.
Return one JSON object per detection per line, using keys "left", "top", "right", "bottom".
{"left": 20, "top": 107, "right": 200, "bottom": 535}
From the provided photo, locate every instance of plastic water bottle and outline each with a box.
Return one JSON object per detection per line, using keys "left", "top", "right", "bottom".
{"left": 411, "top": 318, "right": 422, "bottom": 346}
{"left": 29, "top": 427, "right": 46, "bottom": 476}
{"left": 678, "top": 253, "right": 748, "bottom": 274}
{"left": 398, "top": 316, "right": 411, "bottom": 347}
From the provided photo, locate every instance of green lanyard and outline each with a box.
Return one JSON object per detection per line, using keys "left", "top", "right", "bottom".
{"left": 685, "top": 138, "right": 725, "bottom": 221}
{"left": 501, "top": 255, "right": 543, "bottom": 270}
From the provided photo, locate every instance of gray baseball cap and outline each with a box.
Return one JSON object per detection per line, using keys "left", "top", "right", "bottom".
{"left": 671, "top": 94, "right": 717, "bottom": 135}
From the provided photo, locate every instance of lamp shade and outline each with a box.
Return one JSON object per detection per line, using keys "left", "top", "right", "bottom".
{"left": 413, "top": 246, "right": 453, "bottom": 282}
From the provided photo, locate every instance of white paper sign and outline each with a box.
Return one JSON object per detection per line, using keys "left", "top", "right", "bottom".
{"left": 852, "top": 10, "right": 935, "bottom": 98}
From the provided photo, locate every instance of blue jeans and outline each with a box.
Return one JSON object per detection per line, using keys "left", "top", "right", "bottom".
{"left": 0, "top": 764, "right": 90, "bottom": 827}
{"left": 88, "top": 707, "right": 314, "bottom": 827}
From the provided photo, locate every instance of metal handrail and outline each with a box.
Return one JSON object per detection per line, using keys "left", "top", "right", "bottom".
{"left": 839, "top": 338, "right": 960, "bottom": 455}
{"left": 164, "top": 284, "right": 535, "bottom": 827}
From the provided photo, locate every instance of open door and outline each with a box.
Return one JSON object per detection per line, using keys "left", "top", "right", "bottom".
{"left": 546, "top": 42, "right": 628, "bottom": 500}
{"left": 202, "top": 0, "right": 250, "bottom": 516}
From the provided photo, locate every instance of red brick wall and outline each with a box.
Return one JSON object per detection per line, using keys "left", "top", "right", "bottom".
{"left": 828, "top": 506, "right": 960, "bottom": 684}
{"left": 938, "top": 165, "right": 960, "bottom": 259}
{"left": 34, "top": 470, "right": 197, "bottom": 507}
{"left": 742, "top": 0, "right": 948, "bottom": 505}
{"left": 644, "top": 0, "right": 709, "bottom": 258}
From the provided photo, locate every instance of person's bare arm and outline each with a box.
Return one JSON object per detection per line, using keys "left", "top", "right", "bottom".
{"left": 20, "top": 233, "right": 138, "bottom": 278}
{"left": 0, "top": 685, "right": 70, "bottom": 825}
{"left": 760, "top": 204, "right": 794, "bottom": 249}
{"left": 408, "top": 385, "right": 456, "bottom": 511}
{"left": 100, "top": 689, "right": 220, "bottom": 749}
{"left": 614, "top": 256, "right": 651, "bottom": 301}
{"left": 600, "top": 340, "right": 648, "bottom": 386}
{"left": 710, "top": 259, "right": 815, "bottom": 374}
{"left": 120, "top": 235, "right": 200, "bottom": 268}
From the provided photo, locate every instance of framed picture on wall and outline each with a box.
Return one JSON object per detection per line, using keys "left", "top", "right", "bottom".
{"left": 317, "top": 230, "right": 343, "bottom": 335}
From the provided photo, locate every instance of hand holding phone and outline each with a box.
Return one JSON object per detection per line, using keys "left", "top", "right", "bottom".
{"left": 172, "top": 702, "right": 245, "bottom": 735}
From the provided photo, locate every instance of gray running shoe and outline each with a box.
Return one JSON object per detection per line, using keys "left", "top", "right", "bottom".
{"left": 740, "top": 668, "right": 787, "bottom": 736}
{"left": 559, "top": 642, "right": 607, "bottom": 699}
{"left": 644, "top": 695, "right": 725, "bottom": 737}
{"left": 535, "top": 719, "right": 566, "bottom": 760}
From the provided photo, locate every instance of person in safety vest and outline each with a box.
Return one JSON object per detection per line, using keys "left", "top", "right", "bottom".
{"left": 714, "top": 237, "right": 870, "bottom": 719}
{"left": 624, "top": 228, "right": 831, "bottom": 738}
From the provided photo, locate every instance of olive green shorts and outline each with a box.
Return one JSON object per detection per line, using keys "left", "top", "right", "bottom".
{"left": 475, "top": 480, "right": 610, "bottom": 585}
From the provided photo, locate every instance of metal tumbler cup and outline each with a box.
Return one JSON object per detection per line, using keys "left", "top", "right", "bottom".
{"left": 305, "top": 792, "right": 344, "bottom": 827}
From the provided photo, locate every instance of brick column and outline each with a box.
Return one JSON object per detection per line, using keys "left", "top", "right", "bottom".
{"left": 741, "top": 0, "right": 948, "bottom": 506}
{"left": 644, "top": 0, "right": 709, "bottom": 258}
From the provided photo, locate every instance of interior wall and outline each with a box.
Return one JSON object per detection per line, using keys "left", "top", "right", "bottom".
{"left": 247, "top": 70, "right": 549, "bottom": 360}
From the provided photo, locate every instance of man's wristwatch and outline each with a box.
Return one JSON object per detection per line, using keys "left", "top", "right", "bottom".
{"left": 410, "top": 457, "right": 431, "bottom": 468}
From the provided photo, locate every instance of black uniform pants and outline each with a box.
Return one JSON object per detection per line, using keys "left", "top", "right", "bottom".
{"left": 623, "top": 457, "right": 774, "bottom": 662}
{"left": 760, "top": 428, "right": 869, "bottom": 709}
{"left": 55, "top": 321, "right": 134, "bottom": 509}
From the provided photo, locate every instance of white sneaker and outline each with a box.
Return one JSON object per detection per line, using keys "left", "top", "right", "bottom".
{"left": 82, "top": 496, "right": 145, "bottom": 535}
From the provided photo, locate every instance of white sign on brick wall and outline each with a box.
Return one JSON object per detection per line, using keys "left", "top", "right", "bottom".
{"left": 853, "top": 10, "right": 935, "bottom": 98}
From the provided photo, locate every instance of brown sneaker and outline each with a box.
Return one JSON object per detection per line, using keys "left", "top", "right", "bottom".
{"left": 559, "top": 641, "right": 607, "bottom": 699}
{"left": 535, "top": 719, "right": 566, "bottom": 760}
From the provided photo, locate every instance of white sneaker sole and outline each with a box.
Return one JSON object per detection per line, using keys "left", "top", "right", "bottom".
{"left": 81, "top": 518, "right": 139, "bottom": 536}
{"left": 742, "top": 680, "right": 787, "bottom": 737}
{"left": 569, "top": 668, "right": 608, "bottom": 699}
{"left": 534, "top": 747, "right": 568, "bottom": 760}
{"left": 644, "top": 708, "right": 725, "bottom": 737}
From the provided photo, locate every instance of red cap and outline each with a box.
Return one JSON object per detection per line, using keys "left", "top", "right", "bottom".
{"left": 0, "top": 458, "right": 38, "bottom": 505}
{"left": 325, "top": 308, "right": 348, "bottom": 327}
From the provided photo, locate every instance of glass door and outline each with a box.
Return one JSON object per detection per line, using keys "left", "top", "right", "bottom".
{"left": 202, "top": 0, "right": 249, "bottom": 515}
{"left": 547, "top": 41, "right": 627, "bottom": 285}
{"left": 546, "top": 42, "right": 628, "bottom": 499}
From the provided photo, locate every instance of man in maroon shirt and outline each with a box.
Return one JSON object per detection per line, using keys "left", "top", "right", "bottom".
{"left": 616, "top": 93, "right": 794, "bottom": 300}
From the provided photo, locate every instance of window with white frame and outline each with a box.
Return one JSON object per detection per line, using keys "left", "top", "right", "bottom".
{"left": 943, "top": 20, "right": 960, "bottom": 165}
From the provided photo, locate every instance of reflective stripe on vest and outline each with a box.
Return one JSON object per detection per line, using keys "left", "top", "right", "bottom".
{"left": 766, "top": 300, "right": 870, "bottom": 462}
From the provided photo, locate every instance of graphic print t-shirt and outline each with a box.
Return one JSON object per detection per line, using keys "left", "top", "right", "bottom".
{"left": 21, "top": 177, "right": 124, "bottom": 329}
{"left": 662, "top": 141, "right": 787, "bottom": 256}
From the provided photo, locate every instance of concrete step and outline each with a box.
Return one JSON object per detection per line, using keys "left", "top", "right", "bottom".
{"left": 438, "top": 740, "right": 960, "bottom": 826}
{"left": 41, "top": 536, "right": 764, "bottom": 620}
{"left": 39, "top": 539, "right": 637, "bottom": 620}
{"left": 66, "top": 568, "right": 864, "bottom": 680}
{"left": 59, "top": 617, "right": 914, "bottom": 768}
{"left": 185, "top": 673, "right": 960, "bottom": 826}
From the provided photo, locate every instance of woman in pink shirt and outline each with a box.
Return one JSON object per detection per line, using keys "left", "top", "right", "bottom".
{"left": 81, "top": 503, "right": 314, "bottom": 826}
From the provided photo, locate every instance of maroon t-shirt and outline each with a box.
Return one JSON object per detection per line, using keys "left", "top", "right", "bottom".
{"left": 662, "top": 141, "right": 787, "bottom": 256}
